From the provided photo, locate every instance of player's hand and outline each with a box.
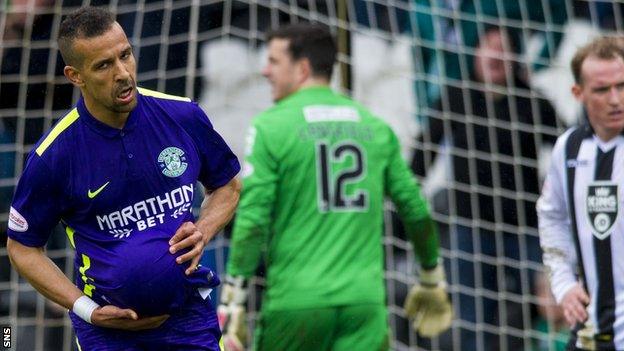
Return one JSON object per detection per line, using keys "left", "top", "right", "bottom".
{"left": 169, "top": 221, "right": 206, "bottom": 275}
{"left": 217, "top": 275, "right": 248, "bottom": 351}
{"left": 404, "top": 264, "right": 453, "bottom": 337}
{"left": 561, "top": 283, "right": 589, "bottom": 328}
{"left": 91, "top": 305, "right": 169, "bottom": 331}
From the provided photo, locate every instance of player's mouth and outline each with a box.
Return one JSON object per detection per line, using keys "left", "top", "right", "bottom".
{"left": 116, "top": 86, "right": 135, "bottom": 105}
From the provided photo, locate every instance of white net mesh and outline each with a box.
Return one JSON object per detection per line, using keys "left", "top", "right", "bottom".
{"left": 0, "top": 0, "right": 620, "bottom": 350}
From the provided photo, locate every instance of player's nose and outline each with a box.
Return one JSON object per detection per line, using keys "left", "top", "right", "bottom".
{"left": 114, "top": 60, "right": 131, "bottom": 81}
{"left": 608, "top": 86, "right": 621, "bottom": 105}
{"left": 261, "top": 64, "right": 271, "bottom": 78}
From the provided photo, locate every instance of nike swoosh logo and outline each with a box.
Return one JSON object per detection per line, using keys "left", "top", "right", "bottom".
{"left": 88, "top": 181, "right": 110, "bottom": 199}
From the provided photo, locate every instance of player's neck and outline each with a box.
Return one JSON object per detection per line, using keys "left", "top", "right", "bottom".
{"left": 300, "top": 76, "right": 330, "bottom": 90}
{"left": 83, "top": 97, "right": 130, "bottom": 129}
{"left": 593, "top": 127, "right": 622, "bottom": 143}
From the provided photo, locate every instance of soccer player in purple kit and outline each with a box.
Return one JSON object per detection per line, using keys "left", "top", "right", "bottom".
{"left": 6, "top": 6, "right": 240, "bottom": 350}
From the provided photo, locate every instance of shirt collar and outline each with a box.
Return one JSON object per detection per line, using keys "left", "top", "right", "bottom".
{"left": 277, "top": 85, "right": 333, "bottom": 105}
{"left": 77, "top": 93, "right": 142, "bottom": 138}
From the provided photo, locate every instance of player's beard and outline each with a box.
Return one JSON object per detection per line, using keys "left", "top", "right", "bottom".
{"left": 110, "top": 78, "right": 138, "bottom": 113}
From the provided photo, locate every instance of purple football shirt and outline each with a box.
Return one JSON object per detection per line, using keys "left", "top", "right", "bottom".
{"left": 8, "top": 88, "right": 240, "bottom": 315}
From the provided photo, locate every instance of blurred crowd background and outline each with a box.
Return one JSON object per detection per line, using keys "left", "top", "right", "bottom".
{"left": 1, "top": 0, "right": 622, "bottom": 350}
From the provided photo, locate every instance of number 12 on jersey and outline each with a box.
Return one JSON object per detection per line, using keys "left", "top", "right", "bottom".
{"left": 315, "top": 141, "right": 369, "bottom": 212}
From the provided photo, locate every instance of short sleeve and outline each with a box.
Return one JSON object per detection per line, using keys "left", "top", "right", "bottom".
{"left": 8, "top": 153, "right": 65, "bottom": 247}
{"left": 188, "top": 104, "right": 241, "bottom": 190}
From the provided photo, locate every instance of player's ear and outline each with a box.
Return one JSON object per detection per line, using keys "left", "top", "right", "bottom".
{"left": 297, "top": 58, "right": 312, "bottom": 83}
{"left": 64, "top": 65, "right": 84, "bottom": 87}
{"left": 571, "top": 83, "right": 583, "bottom": 102}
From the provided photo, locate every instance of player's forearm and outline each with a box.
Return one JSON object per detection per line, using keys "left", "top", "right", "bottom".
{"left": 406, "top": 215, "right": 440, "bottom": 269}
{"left": 196, "top": 177, "right": 241, "bottom": 244}
{"left": 540, "top": 224, "right": 578, "bottom": 304}
{"left": 390, "top": 169, "right": 440, "bottom": 268}
{"left": 226, "top": 223, "right": 264, "bottom": 277}
{"left": 226, "top": 182, "right": 273, "bottom": 277}
{"left": 537, "top": 177, "right": 578, "bottom": 303}
{"left": 7, "top": 238, "right": 82, "bottom": 310}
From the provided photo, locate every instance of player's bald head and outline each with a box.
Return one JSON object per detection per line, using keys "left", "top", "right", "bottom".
{"left": 58, "top": 6, "right": 116, "bottom": 67}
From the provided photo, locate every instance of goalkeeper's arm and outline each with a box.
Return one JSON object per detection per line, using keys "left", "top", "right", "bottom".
{"left": 402, "top": 215, "right": 453, "bottom": 337}
{"left": 382, "top": 126, "right": 452, "bottom": 336}
{"left": 405, "top": 214, "right": 439, "bottom": 269}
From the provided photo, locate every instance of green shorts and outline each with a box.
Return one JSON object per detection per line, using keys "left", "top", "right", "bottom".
{"left": 254, "top": 304, "right": 389, "bottom": 351}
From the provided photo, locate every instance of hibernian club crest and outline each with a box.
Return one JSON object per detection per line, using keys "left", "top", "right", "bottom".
{"left": 158, "top": 147, "right": 188, "bottom": 177}
{"left": 587, "top": 182, "right": 618, "bottom": 240}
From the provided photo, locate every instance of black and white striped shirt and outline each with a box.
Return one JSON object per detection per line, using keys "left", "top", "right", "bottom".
{"left": 538, "top": 125, "right": 624, "bottom": 349}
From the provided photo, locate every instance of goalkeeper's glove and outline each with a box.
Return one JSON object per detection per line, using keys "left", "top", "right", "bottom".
{"left": 404, "top": 264, "right": 453, "bottom": 337}
{"left": 217, "top": 275, "right": 248, "bottom": 351}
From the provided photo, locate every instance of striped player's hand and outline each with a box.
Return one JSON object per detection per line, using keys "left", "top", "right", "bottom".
{"left": 217, "top": 275, "right": 248, "bottom": 351}
{"left": 404, "top": 265, "right": 453, "bottom": 337}
{"left": 560, "top": 283, "right": 589, "bottom": 328}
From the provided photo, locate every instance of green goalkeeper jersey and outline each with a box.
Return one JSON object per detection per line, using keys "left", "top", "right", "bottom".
{"left": 228, "top": 86, "right": 438, "bottom": 311}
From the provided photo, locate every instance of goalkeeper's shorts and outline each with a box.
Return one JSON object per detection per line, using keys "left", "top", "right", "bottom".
{"left": 254, "top": 303, "right": 389, "bottom": 351}
{"left": 70, "top": 290, "right": 221, "bottom": 351}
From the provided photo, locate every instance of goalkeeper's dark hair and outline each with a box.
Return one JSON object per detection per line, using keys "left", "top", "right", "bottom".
{"left": 58, "top": 6, "right": 116, "bottom": 67}
{"left": 571, "top": 36, "right": 624, "bottom": 85}
{"left": 267, "top": 23, "right": 337, "bottom": 80}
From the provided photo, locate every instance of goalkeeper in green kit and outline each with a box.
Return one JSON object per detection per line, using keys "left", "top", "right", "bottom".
{"left": 218, "top": 23, "right": 452, "bottom": 351}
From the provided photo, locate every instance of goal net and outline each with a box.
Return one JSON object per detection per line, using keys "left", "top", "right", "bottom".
{"left": 0, "top": 0, "right": 611, "bottom": 350}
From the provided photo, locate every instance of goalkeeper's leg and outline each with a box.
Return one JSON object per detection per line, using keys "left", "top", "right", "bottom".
{"left": 254, "top": 307, "right": 336, "bottom": 351}
{"left": 332, "top": 304, "right": 389, "bottom": 351}
{"left": 254, "top": 304, "right": 388, "bottom": 351}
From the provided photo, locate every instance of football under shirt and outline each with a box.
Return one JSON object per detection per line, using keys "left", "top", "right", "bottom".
{"left": 8, "top": 88, "right": 240, "bottom": 316}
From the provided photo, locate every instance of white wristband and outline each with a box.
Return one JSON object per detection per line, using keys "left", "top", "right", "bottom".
{"left": 420, "top": 264, "right": 445, "bottom": 287}
{"left": 72, "top": 296, "right": 100, "bottom": 324}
